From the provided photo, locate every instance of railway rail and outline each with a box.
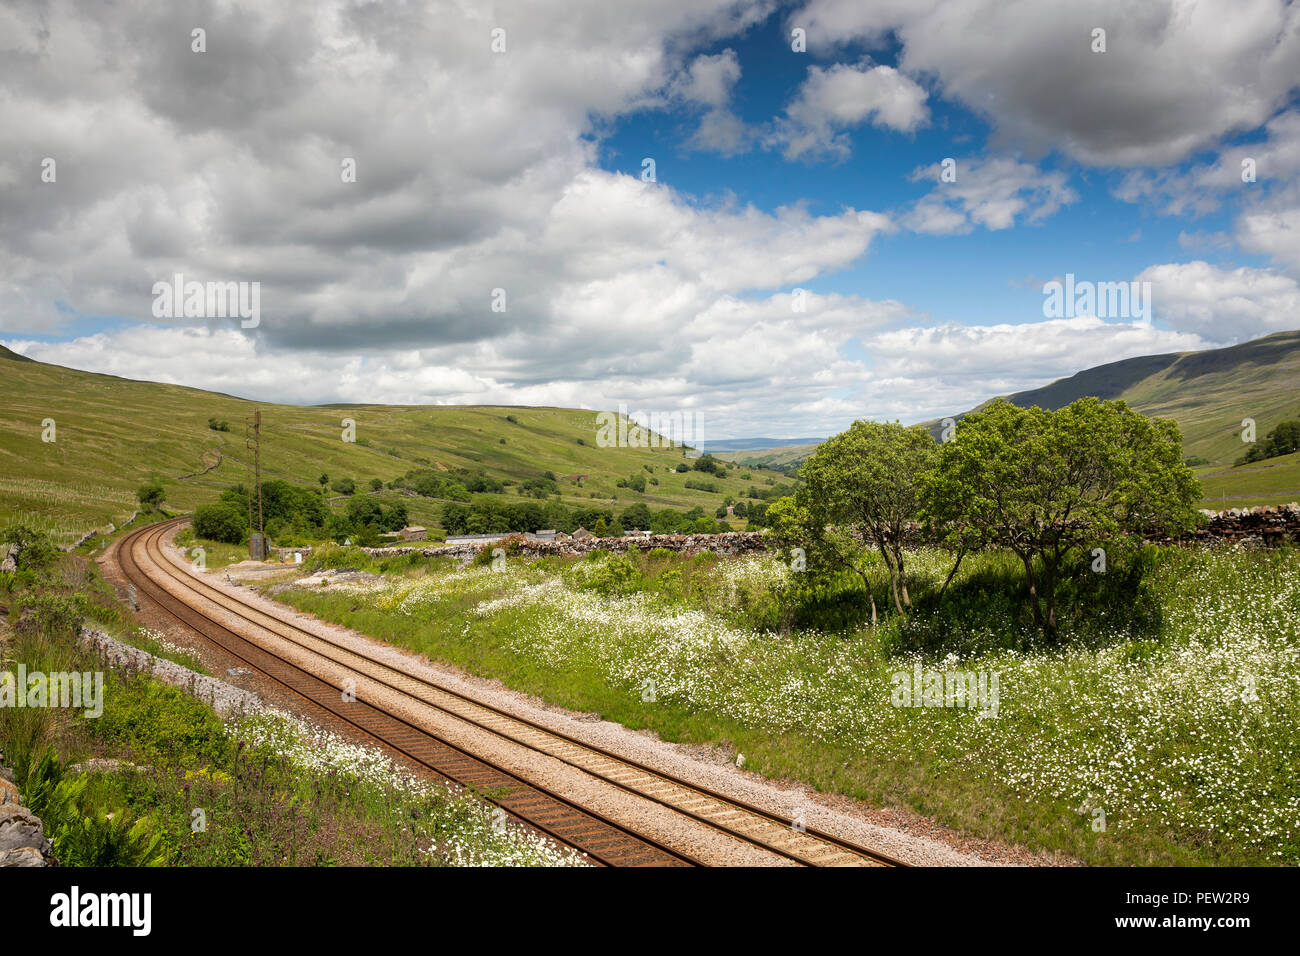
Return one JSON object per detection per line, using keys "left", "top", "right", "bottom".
{"left": 109, "top": 517, "right": 907, "bottom": 868}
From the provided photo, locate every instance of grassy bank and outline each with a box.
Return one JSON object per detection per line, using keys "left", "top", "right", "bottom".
{"left": 0, "top": 536, "right": 585, "bottom": 866}
{"left": 276, "top": 542, "right": 1300, "bottom": 866}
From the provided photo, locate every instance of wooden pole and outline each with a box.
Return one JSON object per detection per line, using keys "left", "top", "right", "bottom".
{"left": 254, "top": 410, "right": 264, "bottom": 557}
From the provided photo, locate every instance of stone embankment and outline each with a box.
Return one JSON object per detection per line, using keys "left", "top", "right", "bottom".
{"left": 0, "top": 751, "right": 53, "bottom": 867}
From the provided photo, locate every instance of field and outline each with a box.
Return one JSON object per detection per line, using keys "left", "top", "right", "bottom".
{"left": 0, "top": 346, "right": 785, "bottom": 543}
{"left": 1193, "top": 451, "right": 1300, "bottom": 509}
{"left": 273, "top": 541, "right": 1300, "bottom": 867}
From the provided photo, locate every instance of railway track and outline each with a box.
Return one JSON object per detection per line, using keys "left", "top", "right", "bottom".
{"left": 110, "top": 517, "right": 907, "bottom": 868}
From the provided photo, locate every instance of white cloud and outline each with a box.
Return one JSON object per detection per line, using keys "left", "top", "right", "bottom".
{"left": 905, "top": 156, "right": 1078, "bottom": 233}
{"left": 1139, "top": 260, "right": 1300, "bottom": 337}
{"left": 1237, "top": 205, "right": 1300, "bottom": 274}
{"left": 770, "top": 61, "right": 929, "bottom": 161}
{"left": 856, "top": 318, "right": 1211, "bottom": 421}
{"left": 793, "top": 0, "right": 1300, "bottom": 167}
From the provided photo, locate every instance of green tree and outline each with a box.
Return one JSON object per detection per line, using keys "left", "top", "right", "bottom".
{"left": 193, "top": 502, "right": 248, "bottom": 544}
{"left": 136, "top": 478, "right": 165, "bottom": 512}
{"left": 621, "top": 503, "right": 651, "bottom": 530}
{"left": 794, "top": 420, "right": 937, "bottom": 618}
{"left": 923, "top": 397, "right": 1200, "bottom": 637}
{"left": 370, "top": 478, "right": 384, "bottom": 491}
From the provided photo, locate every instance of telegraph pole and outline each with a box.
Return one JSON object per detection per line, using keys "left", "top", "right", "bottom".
{"left": 246, "top": 410, "right": 265, "bottom": 559}
{"left": 254, "top": 410, "right": 264, "bottom": 556}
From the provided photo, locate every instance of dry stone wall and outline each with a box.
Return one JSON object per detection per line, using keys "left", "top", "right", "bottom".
{"left": 0, "top": 751, "right": 53, "bottom": 867}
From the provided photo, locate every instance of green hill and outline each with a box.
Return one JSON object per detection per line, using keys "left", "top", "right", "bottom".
{"left": 920, "top": 330, "right": 1300, "bottom": 506}
{"left": 720, "top": 331, "right": 1300, "bottom": 507}
{"left": 0, "top": 348, "right": 786, "bottom": 546}
{"left": 715, "top": 442, "right": 819, "bottom": 471}
{"left": 993, "top": 330, "right": 1300, "bottom": 468}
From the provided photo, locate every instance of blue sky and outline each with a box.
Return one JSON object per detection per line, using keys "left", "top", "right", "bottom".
{"left": 2, "top": 1, "right": 1299, "bottom": 438}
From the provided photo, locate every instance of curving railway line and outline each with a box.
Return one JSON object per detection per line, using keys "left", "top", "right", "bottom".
{"left": 108, "top": 517, "right": 907, "bottom": 868}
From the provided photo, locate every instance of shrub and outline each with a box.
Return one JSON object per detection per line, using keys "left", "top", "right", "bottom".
{"left": 137, "top": 478, "right": 165, "bottom": 511}
{"left": 1, "top": 526, "right": 60, "bottom": 573}
{"left": 192, "top": 502, "right": 247, "bottom": 544}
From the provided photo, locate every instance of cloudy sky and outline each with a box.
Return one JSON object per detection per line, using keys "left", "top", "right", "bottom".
{"left": 2, "top": 0, "right": 1299, "bottom": 438}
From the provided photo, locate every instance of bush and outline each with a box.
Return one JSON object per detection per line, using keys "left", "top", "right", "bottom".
{"left": 21, "top": 748, "right": 164, "bottom": 867}
{"left": 137, "top": 478, "right": 165, "bottom": 511}
{"left": 192, "top": 502, "right": 247, "bottom": 544}
{"left": 1, "top": 526, "right": 60, "bottom": 572}
{"left": 565, "top": 551, "right": 643, "bottom": 596}
{"left": 304, "top": 543, "right": 372, "bottom": 572}
{"left": 14, "top": 591, "right": 89, "bottom": 637}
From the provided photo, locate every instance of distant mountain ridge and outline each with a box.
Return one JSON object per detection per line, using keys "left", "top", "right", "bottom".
{"left": 719, "top": 331, "right": 1300, "bottom": 473}
{"left": 930, "top": 329, "right": 1300, "bottom": 465}
{"left": 704, "top": 436, "right": 824, "bottom": 452}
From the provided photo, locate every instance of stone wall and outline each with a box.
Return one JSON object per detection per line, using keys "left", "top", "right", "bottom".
{"left": 360, "top": 529, "right": 772, "bottom": 562}
{"left": 341, "top": 503, "right": 1300, "bottom": 565}
{"left": 0, "top": 751, "right": 53, "bottom": 867}
{"left": 1171, "top": 503, "right": 1300, "bottom": 546}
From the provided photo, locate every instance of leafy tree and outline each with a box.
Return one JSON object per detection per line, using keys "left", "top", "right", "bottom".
{"left": 621, "top": 503, "right": 651, "bottom": 530}
{"left": 592, "top": 518, "right": 608, "bottom": 537}
{"left": 330, "top": 477, "right": 356, "bottom": 496}
{"left": 781, "top": 421, "right": 937, "bottom": 622}
{"left": 370, "top": 478, "right": 384, "bottom": 491}
{"left": 923, "top": 398, "right": 1200, "bottom": 637}
{"left": 193, "top": 502, "right": 248, "bottom": 544}
{"left": 136, "top": 478, "right": 165, "bottom": 512}
{"left": 441, "top": 503, "right": 471, "bottom": 534}
{"left": 1239, "top": 418, "right": 1300, "bottom": 463}
{"left": 318, "top": 474, "right": 329, "bottom": 490}
{"left": 692, "top": 454, "right": 724, "bottom": 476}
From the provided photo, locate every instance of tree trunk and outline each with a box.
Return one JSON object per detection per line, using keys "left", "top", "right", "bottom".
{"left": 937, "top": 546, "right": 966, "bottom": 606}
{"left": 856, "top": 567, "right": 878, "bottom": 627}
{"left": 1044, "top": 558, "right": 1058, "bottom": 638}
{"left": 895, "top": 546, "right": 911, "bottom": 607}
{"left": 877, "top": 542, "right": 904, "bottom": 615}
{"left": 1020, "top": 552, "right": 1046, "bottom": 632}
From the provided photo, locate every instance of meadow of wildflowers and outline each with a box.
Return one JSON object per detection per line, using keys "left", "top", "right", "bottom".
{"left": 285, "top": 545, "right": 1300, "bottom": 864}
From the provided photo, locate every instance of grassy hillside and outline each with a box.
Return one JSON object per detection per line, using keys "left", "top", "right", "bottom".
{"left": 0, "top": 346, "right": 785, "bottom": 546}
{"left": 997, "top": 331, "right": 1300, "bottom": 468}
{"left": 715, "top": 442, "right": 819, "bottom": 471}
{"left": 726, "top": 331, "right": 1300, "bottom": 507}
